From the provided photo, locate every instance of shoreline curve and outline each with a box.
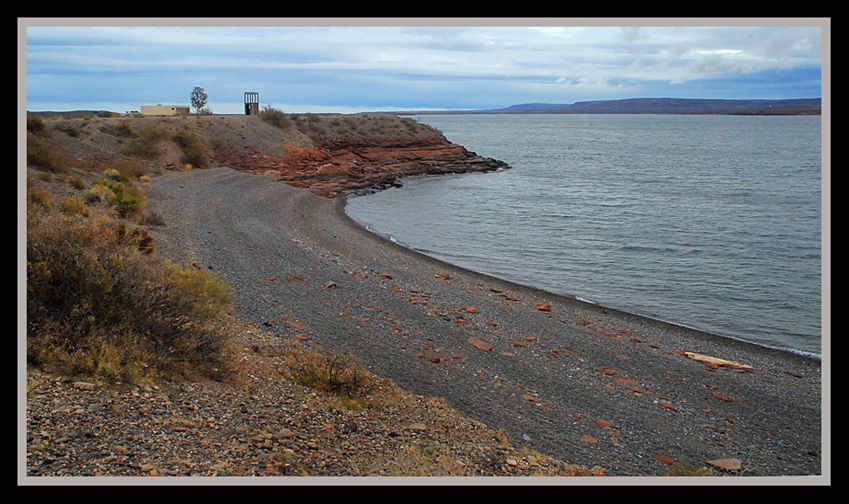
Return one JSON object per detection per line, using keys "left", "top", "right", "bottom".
{"left": 335, "top": 193, "right": 821, "bottom": 364}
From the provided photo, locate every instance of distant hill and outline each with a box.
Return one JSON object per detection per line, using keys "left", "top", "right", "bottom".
{"left": 497, "top": 98, "right": 821, "bottom": 115}
{"left": 28, "top": 110, "right": 121, "bottom": 119}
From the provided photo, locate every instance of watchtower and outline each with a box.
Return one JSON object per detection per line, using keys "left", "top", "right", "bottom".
{"left": 244, "top": 92, "right": 259, "bottom": 116}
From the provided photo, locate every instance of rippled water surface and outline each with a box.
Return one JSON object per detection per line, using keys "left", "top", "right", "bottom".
{"left": 346, "top": 114, "right": 822, "bottom": 355}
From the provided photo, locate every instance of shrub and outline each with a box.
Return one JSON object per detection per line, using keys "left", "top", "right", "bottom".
{"left": 172, "top": 130, "right": 208, "bottom": 167}
{"left": 83, "top": 185, "right": 114, "bottom": 205}
{"left": 56, "top": 123, "right": 80, "bottom": 137}
{"left": 281, "top": 341, "right": 375, "bottom": 405}
{"left": 258, "top": 105, "right": 291, "bottom": 130}
{"left": 27, "top": 210, "right": 234, "bottom": 382}
{"left": 91, "top": 176, "right": 147, "bottom": 217}
{"left": 27, "top": 136, "right": 66, "bottom": 172}
{"left": 99, "top": 121, "right": 135, "bottom": 138}
{"left": 38, "top": 172, "right": 52, "bottom": 182}
{"left": 103, "top": 158, "right": 151, "bottom": 180}
{"left": 28, "top": 188, "right": 51, "bottom": 209}
{"left": 69, "top": 178, "right": 86, "bottom": 190}
{"left": 124, "top": 125, "right": 165, "bottom": 159}
{"left": 27, "top": 116, "right": 48, "bottom": 135}
{"left": 60, "top": 197, "right": 88, "bottom": 216}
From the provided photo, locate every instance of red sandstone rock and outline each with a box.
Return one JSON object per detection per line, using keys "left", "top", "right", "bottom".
{"left": 212, "top": 137, "right": 508, "bottom": 197}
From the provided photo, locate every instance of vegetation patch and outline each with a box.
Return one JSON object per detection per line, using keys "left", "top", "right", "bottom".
{"left": 172, "top": 130, "right": 209, "bottom": 167}
{"left": 124, "top": 125, "right": 166, "bottom": 159}
{"left": 60, "top": 197, "right": 89, "bottom": 217}
{"left": 280, "top": 341, "right": 376, "bottom": 408}
{"left": 27, "top": 116, "right": 48, "bottom": 135}
{"left": 27, "top": 188, "right": 51, "bottom": 209}
{"left": 91, "top": 174, "right": 147, "bottom": 217}
{"left": 27, "top": 207, "right": 235, "bottom": 383}
{"left": 99, "top": 121, "right": 135, "bottom": 138}
{"left": 55, "top": 122, "right": 81, "bottom": 137}
{"left": 27, "top": 136, "right": 67, "bottom": 173}
{"left": 258, "top": 105, "right": 291, "bottom": 130}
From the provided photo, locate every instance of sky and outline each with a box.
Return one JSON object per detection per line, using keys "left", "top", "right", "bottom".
{"left": 24, "top": 23, "right": 824, "bottom": 113}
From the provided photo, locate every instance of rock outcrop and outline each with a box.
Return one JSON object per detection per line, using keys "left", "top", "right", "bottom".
{"left": 213, "top": 138, "right": 509, "bottom": 197}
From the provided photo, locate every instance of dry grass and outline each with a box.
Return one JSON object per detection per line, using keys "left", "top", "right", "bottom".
{"left": 278, "top": 341, "right": 376, "bottom": 408}
{"left": 27, "top": 204, "right": 236, "bottom": 383}
{"left": 123, "top": 124, "right": 166, "bottom": 159}
{"left": 172, "top": 129, "right": 208, "bottom": 167}
{"left": 27, "top": 188, "right": 51, "bottom": 209}
{"left": 258, "top": 105, "right": 292, "bottom": 130}
{"left": 27, "top": 136, "right": 67, "bottom": 172}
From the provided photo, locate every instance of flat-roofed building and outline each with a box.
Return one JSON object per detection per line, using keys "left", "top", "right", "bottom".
{"left": 141, "top": 104, "right": 190, "bottom": 116}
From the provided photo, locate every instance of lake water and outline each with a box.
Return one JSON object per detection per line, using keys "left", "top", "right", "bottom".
{"left": 345, "top": 114, "right": 822, "bottom": 356}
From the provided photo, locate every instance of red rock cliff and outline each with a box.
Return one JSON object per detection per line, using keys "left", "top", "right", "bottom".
{"left": 212, "top": 136, "right": 509, "bottom": 197}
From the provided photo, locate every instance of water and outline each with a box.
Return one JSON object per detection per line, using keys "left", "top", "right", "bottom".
{"left": 345, "top": 114, "right": 822, "bottom": 356}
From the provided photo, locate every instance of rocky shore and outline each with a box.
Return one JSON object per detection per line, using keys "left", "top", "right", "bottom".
{"left": 138, "top": 168, "right": 821, "bottom": 477}
{"left": 213, "top": 139, "right": 509, "bottom": 197}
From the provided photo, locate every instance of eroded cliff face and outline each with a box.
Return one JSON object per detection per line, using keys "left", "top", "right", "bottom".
{"left": 28, "top": 113, "right": 509, "bottom": 197}
{"left": 213, "top": 138, "right": 509, "bottom": 197}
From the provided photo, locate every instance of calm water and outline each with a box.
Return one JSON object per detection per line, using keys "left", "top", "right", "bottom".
{"left": 346, "top": 114, "right": 822, "bottom": 355}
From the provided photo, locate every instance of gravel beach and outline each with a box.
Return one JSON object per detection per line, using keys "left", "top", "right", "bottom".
{"left": 144, "top": 167, "right": 822, "bottom": 476}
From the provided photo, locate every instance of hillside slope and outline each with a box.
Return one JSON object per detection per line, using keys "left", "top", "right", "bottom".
{"left": 30, "top": 113, "right": 507, "bottom": 197}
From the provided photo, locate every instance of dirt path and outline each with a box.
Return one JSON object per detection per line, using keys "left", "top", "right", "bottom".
{"left": 145, "top": 167, "right": 822, "bottom": 476}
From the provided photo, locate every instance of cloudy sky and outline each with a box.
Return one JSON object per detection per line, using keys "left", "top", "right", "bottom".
{"left": 24, "top": 22, "right": 823, "bottom": 113}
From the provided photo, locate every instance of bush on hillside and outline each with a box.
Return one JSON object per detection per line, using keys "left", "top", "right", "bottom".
{"left": 123, "top": 125, "right": 166, "bottom": 159}
{"left": 27, "top": 136, "right": 67, "bottom": 173}
{"left": 258, "top": 105, "right": 291, "bottom": 130}
{"left": 281, "top": 341, "right": 376, "bottom": 409}
{"left": 27, "top": 116, "right": 48, "bottom": 135}
{"left": 56, "top": 123, "right": 81, "bottom": 137}
{"left": 99, "top": 121, "right": 135, "bottom": 138}
{"left": 27, "top": 209, "right": 234, "bottom": 383}
{"left": 91, "top": 176, "right": 147, "bottom": 217}
{"left": 172, "top": 130, "right": 208, "bottom": 167}
{"left": 27, "top": 188, "right": 51, "bottom": 209}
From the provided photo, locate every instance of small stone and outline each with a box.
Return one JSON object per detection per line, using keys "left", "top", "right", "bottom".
{"left": 706, "top": 458, "right": 742, "bottom": 471}
{"left": 87, "top": 403, "right": 104, "bottom": 413}
{"left": 322, "top": 281, "right": 337, "bottom": 289}
{"left": 407, "top": 423, "right": 427, "bottom": 432}
{"left": 468, "top": 336, "right": 493, "bottom": 351}
{"left": 72, "top": 382, "right": 96, "bottom": 391}
{"left": 505, "top": 458, "right": 519, "bottom": 467}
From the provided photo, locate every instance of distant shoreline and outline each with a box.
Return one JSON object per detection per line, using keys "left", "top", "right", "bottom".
{"left": 377, "top": 97, "right": 823, "bottom": 117}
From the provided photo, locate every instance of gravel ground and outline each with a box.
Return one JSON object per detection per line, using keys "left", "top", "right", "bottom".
{"left": 27, "top": 324, "right": 600, "bottom": 478}
{"left": 143, "top": 167, "right": 822, "bottom": 477}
